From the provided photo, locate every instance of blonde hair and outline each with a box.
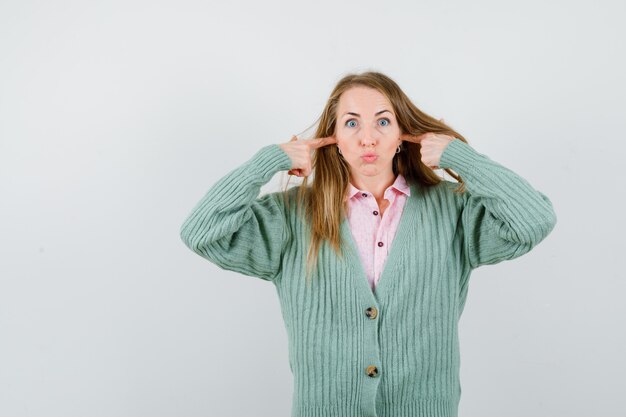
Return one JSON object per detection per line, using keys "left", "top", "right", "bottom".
{"left": 281, "top": 71, "right": 469, "bottom": 284}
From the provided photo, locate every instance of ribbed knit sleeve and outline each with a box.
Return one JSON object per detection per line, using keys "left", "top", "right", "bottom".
{"left": 439, "top": 138, "right": 557, "bottom": 269}
{"left": 179, "top": 144, "right": 294, "bottom": 281}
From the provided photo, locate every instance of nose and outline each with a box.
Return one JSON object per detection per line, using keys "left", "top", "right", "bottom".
{"left": 358, "top": 125, "right": 379, "bottom": 147}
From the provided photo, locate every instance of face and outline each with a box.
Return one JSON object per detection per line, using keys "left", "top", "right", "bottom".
{"left": 335, "top": 86, "right": 402, "bottom": 178}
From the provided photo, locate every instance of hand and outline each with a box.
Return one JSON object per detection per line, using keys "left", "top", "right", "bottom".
{"left": 279, "top": 134, "right": 337, "bottom": 177}
{"left": 400, "top": 119, "right": 455, "bottom": 169}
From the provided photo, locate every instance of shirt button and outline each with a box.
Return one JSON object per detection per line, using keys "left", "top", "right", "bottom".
{"left": 362, "top": 193, "right": 368, "bottom": 197}
{"left": 365, "top": 365, "right": 379, "bottom": 377}
{"left": 365, "top": 306, "right": 378, "bottom": 319}
{"left": 377, "top": 241, "right": 384, "bottom": 247}
{"left": 373, "top": 210, "right": 378, "bottom": 216}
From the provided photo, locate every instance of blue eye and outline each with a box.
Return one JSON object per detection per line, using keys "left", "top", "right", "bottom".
{"left": 379, "top": 118, "right": 390, "bottom": 126}
{"left": 346, "top": 119, "right": 357, "bottom": 128}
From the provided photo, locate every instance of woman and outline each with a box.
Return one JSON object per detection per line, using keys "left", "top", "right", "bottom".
{"left": 180, "top": 71, "right": 557, "bottom": 417}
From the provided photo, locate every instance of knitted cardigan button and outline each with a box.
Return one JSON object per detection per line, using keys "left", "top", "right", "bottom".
{"left": 365, "top": 307, "right": 378, "bottom": 319}
{"left": 365, "top": 365, "right": 379, "bottom": 377}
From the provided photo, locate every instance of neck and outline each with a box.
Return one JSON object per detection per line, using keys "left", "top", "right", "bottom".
{"left": 349, "top": 171, "right": 397, "bottom": 201}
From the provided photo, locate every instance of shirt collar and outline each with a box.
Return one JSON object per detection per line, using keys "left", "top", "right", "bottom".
{"left": 345, "top": 173, "right": 411, "bottom": 201}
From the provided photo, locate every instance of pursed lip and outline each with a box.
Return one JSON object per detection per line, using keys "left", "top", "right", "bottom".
{"left": 361, "top": 153, "right": 378, "bottom": 158}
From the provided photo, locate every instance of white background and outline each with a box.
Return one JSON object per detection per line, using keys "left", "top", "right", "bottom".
{"left": 1, "top": 0, "right": 624, "bottom": 416}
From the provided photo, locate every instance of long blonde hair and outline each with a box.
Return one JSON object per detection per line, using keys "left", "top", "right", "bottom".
{"left": 282, "top": 71, "right": 469, "bottom": 284}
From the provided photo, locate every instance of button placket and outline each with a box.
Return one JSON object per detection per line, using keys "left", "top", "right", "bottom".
{"left": 374, "top": 193, "right": 395, "bottom": 277}
{"left": 375, "top": 208, "right": 383, "bottom": 281}
{"left": 364, "top": 306, "right": 381, "bottom": 379}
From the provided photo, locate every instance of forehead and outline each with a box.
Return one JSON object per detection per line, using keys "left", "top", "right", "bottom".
{"left": 337, "top": 86, "right": 392, "bottom": 111}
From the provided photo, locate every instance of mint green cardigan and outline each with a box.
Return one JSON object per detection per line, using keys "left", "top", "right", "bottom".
{"left": 179, "top": 139, "right": 557, "bottom": 417}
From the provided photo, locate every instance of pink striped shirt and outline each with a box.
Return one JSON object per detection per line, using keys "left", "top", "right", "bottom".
{"left": 344, "top": 174, "right": 411, "bottom": 292}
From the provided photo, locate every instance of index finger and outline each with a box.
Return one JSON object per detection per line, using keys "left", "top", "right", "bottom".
{"left": 400, "top": 133, "right": 425, "bottom": 143}
{"left": 308, "top": 135, "right": 337, "bottom": 149}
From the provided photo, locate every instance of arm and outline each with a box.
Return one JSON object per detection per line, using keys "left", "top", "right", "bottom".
{"left": 179, "top": 144, "right": 294, "bottom": 281}
{"left": 439, "top": 139, "right": 557, "bottom": 270}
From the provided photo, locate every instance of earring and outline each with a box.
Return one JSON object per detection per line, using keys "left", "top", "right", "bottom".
{"left": 396, "top": 144, "right": 402, "bottom": 154}
{"left": 338, "top": 147, "right": 342, "bottom": 155}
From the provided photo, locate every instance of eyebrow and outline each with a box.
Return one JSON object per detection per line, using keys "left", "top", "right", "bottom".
{"left": 342, "top": 109, "right": 392, "bottom": 118}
